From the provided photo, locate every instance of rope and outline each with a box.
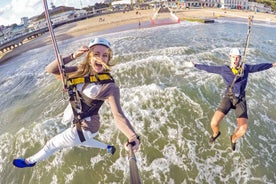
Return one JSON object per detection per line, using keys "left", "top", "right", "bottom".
{"left": 43, "top": 0, "right": 68, "bottom": 94}
{"left": 239, "top": 16, "right": 254, "bottom": 75}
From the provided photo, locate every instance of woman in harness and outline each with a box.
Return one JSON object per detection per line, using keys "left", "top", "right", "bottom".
{"left": 189, "top": 48, "right": 276, "bottom": 151}
{"left": 13, "top": 37, "right": 140, "bottom": 168}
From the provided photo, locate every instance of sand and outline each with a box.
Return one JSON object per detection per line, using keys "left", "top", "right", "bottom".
{"left": 1, "top": 8, "right": 275, "bottom": 64}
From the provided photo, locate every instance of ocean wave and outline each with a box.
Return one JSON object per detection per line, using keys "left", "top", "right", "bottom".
{"left": 1, "top": 20, "right": 276, "bottom": 183}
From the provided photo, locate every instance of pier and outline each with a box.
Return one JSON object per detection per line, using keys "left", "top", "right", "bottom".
{"left": 0, "top": 27, "right": 48, "bottom": 53}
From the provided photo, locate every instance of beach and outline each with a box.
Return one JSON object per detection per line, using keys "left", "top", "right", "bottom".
{"left": 1, "top": 8, "right": 275, "bottom": 63}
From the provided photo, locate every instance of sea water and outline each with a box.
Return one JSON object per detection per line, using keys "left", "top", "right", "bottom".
{"left": 0, "top": 18, "right": 276, "bottom": 184}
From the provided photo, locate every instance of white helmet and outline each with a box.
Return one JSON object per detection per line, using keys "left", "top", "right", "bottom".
{"left": 88, "top": 37, "right": 111, "bottom": 48}
{"left": 229, "top": 48, "right": 241, "bottom": 56}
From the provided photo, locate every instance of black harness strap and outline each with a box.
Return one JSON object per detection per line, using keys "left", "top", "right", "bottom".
{"left": 227, "top": 74, "right": 240, "bottom": 106}
{"left": 76, "top": 123, "right": 86, "bottom": 142}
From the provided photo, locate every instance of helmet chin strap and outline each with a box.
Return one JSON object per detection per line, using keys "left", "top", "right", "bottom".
{"left": 230, "top": 62, "right": 236, "bottom": 68}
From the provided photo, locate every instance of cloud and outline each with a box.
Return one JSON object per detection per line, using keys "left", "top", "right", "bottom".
{"left": 11, "top": 0, "right": 43, "bottom": 16}
{"left": 0, "top": 0, "right": 44, "bottom": 26}
{"left": 0, "top": 0, "right": 102, "bottom": 26}
{"left": 0, "top": 4, "right": 12, "bottom": 16}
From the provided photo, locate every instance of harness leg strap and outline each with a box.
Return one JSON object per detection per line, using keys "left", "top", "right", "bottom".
{"left": 76, "top": 123, "right": 86, "bottom": 142}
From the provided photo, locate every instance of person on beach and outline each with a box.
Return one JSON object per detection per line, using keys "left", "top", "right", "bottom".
{"left": 13, "top": 37, "right": 140, "bottom": 168}
{"left": 188, "top": 48, "right": 276, "bottom": 151}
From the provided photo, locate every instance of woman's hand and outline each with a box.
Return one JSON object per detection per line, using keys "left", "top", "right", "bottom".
{"left": 125, "top": 135, "right": 140, "bottom": 152}
{"left": 72, "top": 45, "right": 89, "bottom": 59}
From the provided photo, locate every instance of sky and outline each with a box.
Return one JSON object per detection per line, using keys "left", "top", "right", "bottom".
{"left": 0, "top": 0, "right": 104, "bottom": 26}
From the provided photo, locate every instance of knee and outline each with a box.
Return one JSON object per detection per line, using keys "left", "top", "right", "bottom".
{"left": 210, "top": 119, "right": 219, "bottom": 127}
{"left": 44, "top": 141, "right": 55, "bottom": 151}
{"left": 240, "top": 123, "right": 248, "bottom": 132}
{"left": 238, "top": 121, "right": 248, "bottom": 134}
{"left": 210, "top": 111, "right": 224, "bottom": 126}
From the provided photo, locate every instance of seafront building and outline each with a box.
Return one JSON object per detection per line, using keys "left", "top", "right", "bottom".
{"left": 176, "top": 0, "right": 271, "bottom": 12}
{"left": 0, "top": 0, "right": 273, "bottom": 47}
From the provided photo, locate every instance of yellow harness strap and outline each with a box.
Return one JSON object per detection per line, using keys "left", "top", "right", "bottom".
{"left": 231, "top": 67, "right": 239, "bottom": 75}
{"left": 68, "top": 73, "right": 113, "bottom": 86}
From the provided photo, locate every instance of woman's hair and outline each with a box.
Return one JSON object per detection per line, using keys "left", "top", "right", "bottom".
{"left": 68, "top": 46, "right": 113, "bottom": 78}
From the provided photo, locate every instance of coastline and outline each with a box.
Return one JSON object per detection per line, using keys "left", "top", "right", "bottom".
{"left": 1, "top": 8, "right": 275, "bottom": 64}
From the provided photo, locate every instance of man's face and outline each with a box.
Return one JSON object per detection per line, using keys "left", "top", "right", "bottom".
{"left": 230, "top": 55, "right": 241, "bottom": 68}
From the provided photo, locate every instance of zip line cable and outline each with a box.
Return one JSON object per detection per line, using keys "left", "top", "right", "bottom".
{"left": 43, "top": 0, "right": 68, "bottom": 94}
{"left": 239, "top": 15, "right": 254, "bottom": 75}
{"left": 128, "top": 144, "right": 141, "bottom": 184}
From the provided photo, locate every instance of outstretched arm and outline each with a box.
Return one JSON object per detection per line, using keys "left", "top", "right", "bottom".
{"left": 186, "top": 61, "right": 223, "bottom": 74}
{"left": 194, "top": 63, "right": 223, "bottom": 74}
{"left": 272, "top": 63, "right": 276, "bottom": 67}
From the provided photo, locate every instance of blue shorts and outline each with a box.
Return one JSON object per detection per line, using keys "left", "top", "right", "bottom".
{"left": 217, "top": 95, "right": 248, "bottom": 119}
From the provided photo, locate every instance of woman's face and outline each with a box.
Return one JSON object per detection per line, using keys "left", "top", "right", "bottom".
{"left": 89, "top": 45, "right": 110, "bottom": 73}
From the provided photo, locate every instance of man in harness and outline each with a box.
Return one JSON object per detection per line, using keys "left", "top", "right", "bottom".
{"left": 190, "top": 48, "right": 276, "bottom": 151}
{"left": 13, "top": 37, "right": 140, "bottom": 168}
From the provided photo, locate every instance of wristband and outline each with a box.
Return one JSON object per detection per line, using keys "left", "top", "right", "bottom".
{"left": 70, "top": 53, "right": 75, "bottom": 60}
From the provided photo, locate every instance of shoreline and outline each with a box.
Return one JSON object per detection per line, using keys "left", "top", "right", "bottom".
{"left": 1, "top": 8, "right": 275, "bottom": 64}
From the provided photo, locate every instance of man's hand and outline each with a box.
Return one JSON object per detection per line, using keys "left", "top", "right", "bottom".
{"left": 185, "top": 61, "right": 195, "bottom": 68}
